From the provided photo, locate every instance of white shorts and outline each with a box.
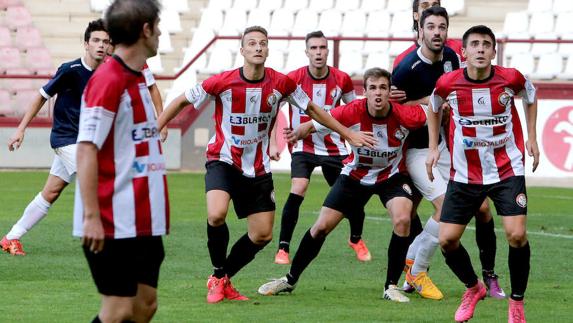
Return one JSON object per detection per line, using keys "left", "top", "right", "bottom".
{"left": 49, "top": 144, "right": 77, "bottom": 183}
{"left": 406, "top": 141, "right": 450, "bottom": 202}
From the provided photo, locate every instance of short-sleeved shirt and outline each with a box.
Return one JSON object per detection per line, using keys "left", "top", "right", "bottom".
{"left": 393, "top": 39, "right": 465, "bottom": 69}
{"left": 184, "top": 67, "right": 311, "bottom": 178}
{"left": 392, "top": 46, "right": 460, "bottom": 149}
{"left": 41, "top": 57, "right": 94, "bottom": 149}
{"left": 74, "top": 55, "right": 170, "bottom": 239}
{"left": 430, "top": 66, "right": 536, "bottom": 185}
{"left": 313, "top": 98, "right": 426, "bottom": 185}
{"left": 287, "top": 66, "right": 356, "bottom": 156}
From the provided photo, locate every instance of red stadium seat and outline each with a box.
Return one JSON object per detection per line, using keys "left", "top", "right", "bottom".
{"left": 24, "top": 47, "right": 53, "bottom": 73}
{"left": 3, "top": 67, "right": 34, "bottom": 93}
{"left": 15, "top": 26, "right": 43, "bottom": 50}
{"left": 0, "top": 47, "right": 22, "bottom": 72}
{"left": 5, "top": 6, "right": 33, "bottom": 30}
{"left": 13, "top": 89, "right": 46, "bottom": 117}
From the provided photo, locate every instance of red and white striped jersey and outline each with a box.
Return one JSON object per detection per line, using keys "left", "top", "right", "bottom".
{"left": 314, "top": 98, "right": 426, "bottom": 185}
{"left": 185, "top": 67, "right": 310, "bottom": 177}
{"left": 74, "top": 56, "right": 170, "bottom": 239}
{"left": 431, "top": 66, "right": 536, "bottom": 185}
{"left": 287, "top": 66, "right": 356, "bottom": 156}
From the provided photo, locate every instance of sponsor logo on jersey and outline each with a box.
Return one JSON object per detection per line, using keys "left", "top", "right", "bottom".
{"left": 458, "top": 115, "right": 509, "bottom": 127}
{"left": 132, "top": 161, "right": 166, "bottom": 173}
{"left": 515, "top": 193, "right": 527, "bottom": 208}
{"left": 462, "top": 136, "right": 510, "bottom": 149}
{"left": 230, "top": 133, "right": 266, "bottom": 147}
{"left": 357, "top": 147, "right": 398, "bottom": 158}
{"left": 402, "top": 183, "right": 412, "bottom": 195}
{"left": 132, "top": 126, "right": 159, "bottom": 142}
{"left": 229, "top": 114, "right": 271, "bottom": 125}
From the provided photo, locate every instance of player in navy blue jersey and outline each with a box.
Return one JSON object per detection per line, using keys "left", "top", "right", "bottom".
{"left": 1, "top": 19, "right": 110, "bottom": 256}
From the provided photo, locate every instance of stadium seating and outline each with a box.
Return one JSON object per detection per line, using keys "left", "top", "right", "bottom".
{"left": 291, "top": 9, "right": 318, "bottom": 36}
{"left": 532, "top": 53, "right": 564, "bottom": 79}
{"left": 283, "top": 0, "right": 309, "bottom": 12}
{"left": 386, "top": 0, "right": 410, "bottom": 13}
{"left": 361, "top": 0, "right": 386, "bottom": 11}
{"left": 0, "top": 89, "right": 13, "bottom": 116}
{"left": 3, "top": 67, "right": 34, "bottom": 93}
{"left": 308, "top": 0, "right": 333, "bottom": 12}
{"left": 558, "top": 56, "right": 573, "bottom": 79}
{"left": 231, "top": 0, "right": 257, "bottom": 11}
{"left": 317, "top": 9, "right": 343, "bottom": 37}
{"left": 335, "top": 0, "right": 360, "bottom": 11}
{"left": 24, "top": 47, "right": 53, "bottom": 73}
{"left": 500, "top": 11, "right": 529, "bottom": 37}
{"left": 89, "top": 0, "right": 111, "bottom": 12}
{"left": 338, "top": 51, "right": 363, "bottom": 76}
{"left": 266, "top": 49, "right": 286, "bottom": 72}
{"left": 527, "top": 0, "right": 553, "bottom": 14}
{"left": 15, "top": 26, "right": 43, "bottom": 50}
{"left": 160, "top": 8, "right": 182, "bottom": 33}
{"left": 553, "top": 0, "right": 573, "bottom": 13}
{"left": 147, "top": 54, "right": 164, "bottom": 73}
{"left": 162, "top": 0, "right": 189, "bottom": 13}
{"left": 219, "top": 8, "right": 247, "bottom": 35}
{"left": 258, "top": 0, "right": 282, "bottom": 11}
{"left": 198, "top": 8, "right": 224, "bottom": 33}
{"left": 158, "top": 28, "right": 173, "bottom": 53}
{"left": 365, "top": 52, "right": 390, "bottom": 70}
{"left": 0, "top": 0, "right": 22, "bottom": 10}
{"left": 509, "top": 52, "right": 535, "bottom": 76}
{"left": 247, "top": 8, "right": 272, "bottom": 29}
{"left": 0, "top": 26, "right": 12, "bottom": 47}
{"left": 0, "top": 47, "right": 22, "bottom": 72}
{"left": 5, "top": 6, "right": 33, "bottom": 30}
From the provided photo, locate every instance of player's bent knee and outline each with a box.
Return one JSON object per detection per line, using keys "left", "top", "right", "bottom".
{"left": 392, "top": 214, "right": 411, "bottom": 236}
{"left": 207, "top": 213, "right": 226, "bottom": 227}
{"left": 251, "top": 232, "right": 272, "bottom": 245}
{"left": 505, "top": 230, "right": 527, "bottom": 247}
{"left": 439, "top": 237, "right": 459, "bottom": 252}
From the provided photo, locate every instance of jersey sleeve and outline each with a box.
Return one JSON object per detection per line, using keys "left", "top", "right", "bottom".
{"left": 512, "top": 69, "right": 536, "bottom": 104}
{"left": 395, "top": 104, "right": 427, "bottom": 130}
{"left": 142, "top": 64, "right": 156, "bottom": 87}
{"left": 40, "top": 63, "right": 70, "bottom": 99}
{"left": 340, "top": 72, "right": 357, "bottom": 104}
{"left": 430, "top": 76, "right": 449, "bottom": 113}
{"left": 285, "top": 75, "right": 311, "bottom": 111}
{"left": 184, "top": 75, "right": 217, "bottom": 110}
{"left": 390, "top": 64, "right": 408, "bottom": 91}
{"left": 77, "top": 74, "right": 123, "bottom": 150}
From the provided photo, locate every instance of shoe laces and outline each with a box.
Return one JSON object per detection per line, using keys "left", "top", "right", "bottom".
{"left": 355, "top": 240, "right": 367, "bottom": 252}
{"left": 510, "top": 301, "right": 524, "bottom": 322}
{"left": 460, "top": 287, "right": 477, "bottom": 310}
{"left": 10, "top": 240, "right": 24, "bottom": 253}
{"left": 207, "top": 277, "right": 223, "bottom": 294}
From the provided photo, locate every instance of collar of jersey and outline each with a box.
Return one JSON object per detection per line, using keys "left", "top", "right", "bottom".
{"left": 239, "top": 67, "right": 265, "bottom": 83}
{"left": 463, "top": 66, "right": 495, "bottom": 84}
{"left": 80, "top": 57, "right": 93, "bottom": 71}
{"left": 112, "top": 55, "right": 143, "bottom": 76}
{"left": 306, "top": 66, "right": 330, "bottom": 81}
{"left": 365, "top": 99, "right": 392, "bottom": 119}
{"left": 416, "top": 47, "right": 443, "bottom": 65}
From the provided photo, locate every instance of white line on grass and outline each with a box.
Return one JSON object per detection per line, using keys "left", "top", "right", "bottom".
{"left": 534, "top": 195, "right": 573, "bottom": 200}
{"left": 365, "top": 216, "right": 573, "bottom": 239}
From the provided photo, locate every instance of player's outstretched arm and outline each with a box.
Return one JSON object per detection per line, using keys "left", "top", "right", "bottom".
{"left": 8, "top": 93, "right": 47, "bottom": 151}
{"left": 306, "top": 102, "right": 376, "bottom": 148}
{"left": 77, "top": 142, "right": 105, "bottom": 253}
{"left": 426, "top": 100, "right": 442, "bottom": 182}
{"left": 149, "top": 83, "right": 168, "bottom": 142}
{"left": 157, "top": 93, "right": 193, "bottom": 131}
{"left": 523, "top": 99, "right": 539, "bottom": 172}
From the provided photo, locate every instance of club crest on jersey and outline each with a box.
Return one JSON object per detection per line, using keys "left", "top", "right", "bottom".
{"left": 402, "top": 184, "right": 412, "bottom": 195}
{"left": 444, "top": 61, "right": 453, "bottom": 73}
{"left": 267, "top": 93, "right": 278, "bottom": 108}
{"left": 498, "top": 91, "right": 511, "bottom": 107}
{"left": 330, "top": 88, "right": 341, "bottom": 101}
{"left": 515, "top": 193, "right": 527, "bottom": 208}
{"left": 270, "top": 190, "right": 276, "bottom": 203}
{"left": 394, "top": 129, "right": 405, "bottom": 141}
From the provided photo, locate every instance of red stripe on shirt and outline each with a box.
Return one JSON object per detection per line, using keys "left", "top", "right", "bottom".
{"left": 133, "top": 176, "right": 152, "bottom": 235}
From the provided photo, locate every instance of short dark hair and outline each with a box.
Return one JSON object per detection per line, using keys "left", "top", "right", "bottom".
{"left": 104, "top": 0, "right": 161, "bottom": 46}
{"left": 241, "top": 25, "right": 268, "bottom": 46}
{"left": 412, "top": 0, "right": 442, "bottom": 32}
{"left": 363, "top": 67, "right": 391, "bottom": 88}
{"left": 305, "top": 30, "right": 326, "bottom": 45}
{"left": 462, "top": 25, "right": 497, "bottom": 49}
{"left": 84, "top": 19, "right": 107, "bottom": 43}
{"left": 420, "top": 6, "right": 449, "bottom": 29}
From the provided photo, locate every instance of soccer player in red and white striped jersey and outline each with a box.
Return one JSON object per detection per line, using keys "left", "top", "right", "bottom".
{"left": 75, "top": 1, "right": 168, "bottom": 322}
{"left": 158, "top": 26, "right": 375, "bottom": 304}
{"left": 257, "top": 68, "right": 426, "bottom": 302}
{"left": 427, "top": 25, "right": 539, "bottom": 323}
{"left": 272, "top": 31, "right": 371, "bottom": 266}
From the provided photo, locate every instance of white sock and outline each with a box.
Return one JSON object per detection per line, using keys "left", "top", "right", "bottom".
{"left": 411, "top": 218, "right": 440, "bottom": 276}
{"left": 6, "top": 193, "right": 51, "bottom": 240}
{"left": 406, "top": 232, "right": 423, "bottom": 260}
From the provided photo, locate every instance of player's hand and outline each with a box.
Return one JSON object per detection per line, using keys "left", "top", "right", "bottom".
{"left": 441, "top": 102, "right": 451, "bottom": 126}
{"left": 82, "top": 214, "right": 105, "bottom": 254}
{"left": 283, "top": 127, "right": 298, "bottom": 146}
{"left": 390, "top": 86, "right": 407, "bottom": 102}
{"left": 8, "top": 129, "right": 25, "bottom": 151}
{"left": 425, "top": 148, "right": 440, "bottom": 182}
{"left": 269, "top": 140, "right": 280, "bottom": 161}
{"left": 347, "top": 131, "right": 376, "bottom": 149}
{"left": 160, "top": 127, "right": 168, "bottom": 142}
{"left": 526, "top": 139, "right": 540, "bottom": 172}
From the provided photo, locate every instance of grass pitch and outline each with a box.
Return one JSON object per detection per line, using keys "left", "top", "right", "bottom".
{"left": 0, "top": 171, "right": 571, "bottom": 322}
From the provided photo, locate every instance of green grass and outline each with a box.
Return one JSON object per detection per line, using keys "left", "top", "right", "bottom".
{"left": 0, "top": 171, "right": 572, "bottom": 322}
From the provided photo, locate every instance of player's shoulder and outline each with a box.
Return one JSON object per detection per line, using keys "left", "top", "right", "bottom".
{"left": 443, "top": 46, "right": 459, "bottom": 60}
{"left": 286, "top": 66, "right": 306, "bottom": 79}
{"left": 494, "top": 65, "right": 523, "bottom": 81}
{"left": 439, "top": 68, "right": 464, "bottom": 83}
{"left": 328, "top": 65, "right": 351, "bottom": 78}
{"left": 56, "top": 57, "right": 84, "bottom": 72}
{"left": 393, "top": 43, "right": 418, "bottom": 68}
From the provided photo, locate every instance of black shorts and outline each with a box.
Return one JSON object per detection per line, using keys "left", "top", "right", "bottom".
{"left": 291, "top": 152, "right": 346, "bottom": 186}
{"left": 323, "top": 173, "right": 416, "bottom": 217}
{"left": 205, "top": 161, "right": 275, "bottom": 218}
{"left": 441, "top": 176, "right": 528, "bottom": 225}
{"left": 83, "top": 236, "right": 165, "bottom": 297}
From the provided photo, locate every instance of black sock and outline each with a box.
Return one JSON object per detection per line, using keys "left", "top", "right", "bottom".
{"left": 508, "top": 242, "right": 530, "bottom": 301}
{"left": 207, "top": 222, "right": 229, "bottom": 278}
{"left": 224, "top": 233, "right": 267, "bottom": 278}
{"left": 385, "top": 232, "right": 410, "bottom": 289}
{"left": 476, "top": 217, "right": 496, "bottom": 273}
{"left": 348, "top": 208, "right": 365, "bottom": 243}
{"left": 443, "top": 244, "right": 478, "bottom": 288}
{"left": 287, "top": 229, "right": 326, "bottom": 285}
{"left": 278, "top": 193, "right": 305, "bottom": 252}
{"left": 410, "top": 213, "right": 423, "bottom": 242}
{"left": 92, "top": 316, "right": 102, "bottom": 323}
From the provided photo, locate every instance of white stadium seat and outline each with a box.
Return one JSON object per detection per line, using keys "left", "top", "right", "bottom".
{"left": 90, "top": 0, "right": 111, "bottom": 12}
{"left": 284, "top": 50, "right": 309, "bottom": 72}
{"left": 335, "top": 0, "right": 360, "bottom": 11}
{"left": 291, "top": 9, "right": 318, "bottom": 36}
{"left": 200, "top": 49, "right": 233, "bottom": 74}
{"left": 508, "top": 52, "right": 535, "bottom": 77}
{"left": 161, "top": 0, "right": 189, "bottom": 13}
{"left": 338, "top": 51, "right": 363, "bottom": 76}
{"left": 219, "top": 8, "right": 247, "bottom": 35}
{"left": 247, "top": 8, "right": 272, "bottom": 29}
{"left": 441, "top": 0, "right": 465, "bottom": 16}
{"left": 531, "top": 33, "right": 558, "bottom": 57}
{"left": 501, "top": 11, "right": 529, "bottom": 37}
{"left": 558, "top": 56, "right": 573, "bottom": 79}
{"left": 198, "top": 8, "right": 224, "bottom": 32}
{"left": 558, "top": 33, "right": 573, "bottom": 56}
{"left": 528, "top": 12, "right": 555, "bottom": 36}
{"left": 308, "top": 0, "right": 333, "bottom": 11}
{"left": 502, "top": 32, "right": 531, "bottom": 58}
{"left": 361, "top": 0, "right": 386, "bottom": 11}
{"left": 159, "top": 9, "right": 182, "bottom": 33}
{"left": 207, "top": 0, "right": 233, "bottom": 11}
{"left": 283, "top": 0, "right": 309, "bottom": 12}
{"left": 266, "top": 49, "right": 286, "bottom": 72}
{"left": 390, "top": 10, "right": 413, "bottom": 35}
{"left": 388, "top": 31, "right": 414, "bottom": 56}
{"left": 158, "top": 27, "right": 173, "bottom": 53}
{"left": 268, "top": 9, "right": 295, "bottom": 36}
{"left": 365, "top": 52, "right": 390, "bottom": 70}
{"left": 554, "top": 12, "right": 573, "bottom": 36}
{"left": 386, "top": 0, "right": 410, "bottom": 13}
{"left": 553, "top": 0, "right": 573, "bottom": 13}
{"left": 366, "top": 10, "right": 392, "bottom": 36}
{"left": 532, "top": 53, "right": 563, "bottom": 80}
{"left": 232, "top": 0, "right": 258, "bottom": 11}
{"left": 527, "top": 0, "right": 553, "bottom": 13}
{"left": 147, "top": 54, "right": 164, "bottom": 73}
{"left": 259, "top": 0, "right": 282, "bottom": 11}
{"left": 317, "top": 9, "right": 343, "bottom": 37}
